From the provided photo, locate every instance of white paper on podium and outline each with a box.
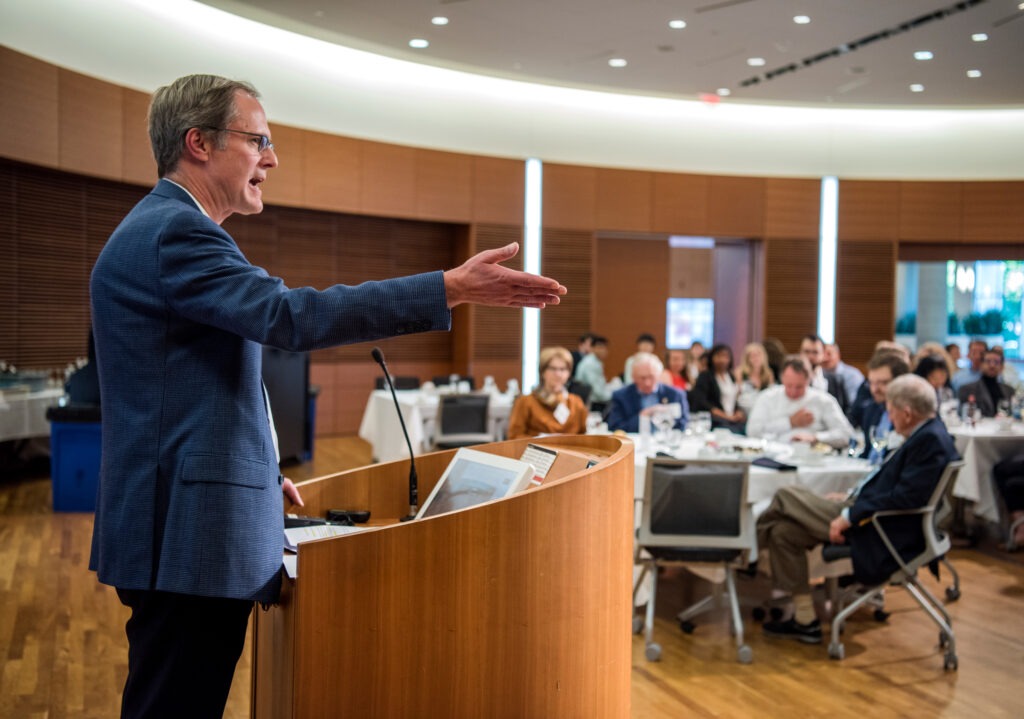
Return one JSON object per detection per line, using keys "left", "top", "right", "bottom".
{"left": 282, "top": 524, "right": 370, "bottom": 578}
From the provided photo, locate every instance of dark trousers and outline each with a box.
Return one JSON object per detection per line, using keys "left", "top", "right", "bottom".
{"left": 994, "top": 453, "right": 1024, "bottom": 513}
{"left": 117, "top": 588, "right": 253, "bottom": 719}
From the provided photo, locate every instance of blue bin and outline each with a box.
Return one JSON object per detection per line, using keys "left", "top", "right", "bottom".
{"left": 47, "top": 407, "right": 102, "bottom": 512}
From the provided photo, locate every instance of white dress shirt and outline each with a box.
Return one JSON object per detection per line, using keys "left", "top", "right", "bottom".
{"left": 746, "top": 385, "right": 857, "bottom": 448}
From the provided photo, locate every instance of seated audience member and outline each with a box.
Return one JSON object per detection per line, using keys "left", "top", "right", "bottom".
{"left": 660, "top": 348, "right": 689, "bottom": 391}
{"left": 914, "top": 341, "right": 957, "bottom": 381}
{"left": 761, "top": 337, "right": 787, "bottom": 384}
{"left": 575, "top": 335, "right": 612, "bottom": 405}
{"left": 685, "top": 341, "right": 706, "bottom": 386}
{"left": 570, "top": 332, "right": 595, "bottom": 379}
{"left": 945, "top": 343, "right": 962, "bottom": 368}
{"left": 913, "top": 353, "right": 955, "bottom": 405}
{"left": 508, "top": 347, "right": 588, "bottom": 439}
{"left": 957, "top": 349, "right": 1015, "bottom": 417}
{"left": 822, "top": 342, "right": 864, "bottom": 408}
{"left": 857, "top": 352, "right": 911, "bottom": 460}
{"left": 992, "top": 345, "right": 1023, "bottom": 394}
{"left": 746, "top": 356, "right": 856, "bottom": 449}
{"left": 623, "top": 333, "right": 657, "bottom": 384}
{"left": 607, "top": 353, "right": 689, "bottom": 433}
{"left": 994, "top": 452, "right": 1024, "bottom": 550}
{"left": 800, "top": 334, "right": 848, "bottom": 413}
{"left": 848, "top": 345, "right": 910, "bottom": 428}
{"left": 690, "top": 344, "right": 745, "bottom": 433}
{"left": 736, "top": 342, "right": 775, "bottom": 415}
{"left": 757, "top": 374, "right": 959, "bottom": 643}
{"left": 952, "top": 339, "right": 987, "bottom": 392}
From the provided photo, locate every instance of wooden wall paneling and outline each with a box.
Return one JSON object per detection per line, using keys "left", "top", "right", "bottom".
{"left": 706, "top": 175, "right": 765, "bottom": 237}
{"left": 471, "top": 156, "right": 524, "bottom": 225}
{"left": 259, "top": 124, "right": 305, "bottom": 208}
{"left": 120, "top": 88, "right": 156, "bottom": 185}
{"left": 57, "top": 69, "right": 123, "bottom": 181}
{"left": 836, "top": 240, "right": 897, "bottom": 366}
{"left": 962, "top": 181, "right": 1024, "bottom": 242}
{"left": 414, "top": 148, "right": 473, "bottom": 221}
{"left": 838, "top": 180, "right": 900, "bottom": 241}
{"left": 763, "top": 237, "right": 818, "bottom": 352}
{"left": 764, "top": 177, "right": 820, "bottom": 240}
{"left": 540, "top": 228, "right": 593, "bottom": 352}
{"left": 451, "top": 226, "right": 473, "bottom": 373}
{"left": 542, "top": 163, "right": 596, "bottom": 230}
{"left": 359, "top": 140, "right": 416, "bottom": 218}
{"left": 0, "top": 163, "right": 17, "bottom": 361}
{"left": 302, "top": 130, "right": 362, "bottom": 213}
{"left": 898, "top": 242, "right": 1024, "bottom": 262}
{"left": 594, "top": 167, "right": 653, "bottom": 232}
{"left": 593, "top": 236, "right": 670, "bottom": 375}
{"left": 898, "top": 181, "right": 963, "bottom": 241}
{"left": 651, "top": 171, "right": 709, "bottom": 235}
{"left": 0, "top": 47, "right": 59, "bottom": 169}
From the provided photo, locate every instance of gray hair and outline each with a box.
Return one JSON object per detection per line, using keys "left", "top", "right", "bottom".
{"left": 148, "top": 75, "right": 260, "bottom": 177}
{"left": 631, "top": 352, "right": 664, "bottom": 377}
{"left": 886, "top": 374, "right": 937, "bottom": 417}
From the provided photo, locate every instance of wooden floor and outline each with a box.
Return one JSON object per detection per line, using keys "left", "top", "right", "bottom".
{"left": 2, "top": 435, "right": 1023, "bottom": 718}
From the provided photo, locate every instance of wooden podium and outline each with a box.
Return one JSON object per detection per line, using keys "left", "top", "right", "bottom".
{"left": 252, "top": 435, "right": 634, "bottom": 718}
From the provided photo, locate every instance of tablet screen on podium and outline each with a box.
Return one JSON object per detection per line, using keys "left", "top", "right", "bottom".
{"left": 416, "top": 448, "right": 534, "bottom": 520}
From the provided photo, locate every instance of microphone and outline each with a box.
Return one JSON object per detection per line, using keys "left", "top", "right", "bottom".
{"left": 371, "top": 347, "right": 419, "bottom": 521}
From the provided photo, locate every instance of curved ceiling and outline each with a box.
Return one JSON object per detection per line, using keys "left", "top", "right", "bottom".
{"left": 3, "top": 0, "right": 1024, "bottom": 179}
{"left": 208, "top": 0, "right": 1024, "bottom": 108}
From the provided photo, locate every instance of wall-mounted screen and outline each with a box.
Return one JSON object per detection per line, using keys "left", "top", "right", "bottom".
{"left": 666, "top": 298, "right": 714, "bottom": 349}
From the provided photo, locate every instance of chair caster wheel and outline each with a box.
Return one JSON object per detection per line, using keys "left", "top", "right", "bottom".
{"left": 679, "top": 619, "right": 696, "bottom": 634}
{"left": 943, "top": 653, "right": 958, "bottom": 671}
{"left": 645, "top": 643, "right": 662, "bottom": 662}
{"left": 752, "top": 607, "right": 766, "bottom": 622}
{"left": 632, "top": 616, "right": 644, "bottom": 634}
{"left": 873, "top": 609, "right": 890, "bottom": 622}
{"left": 737, "top": 645, "right": 753, "bottom": 664}
{"left": 828, "top": 642, "right": 845, "bottom": 660}
{"left": 945, "top": 587, "right": 961, "bottom": 602}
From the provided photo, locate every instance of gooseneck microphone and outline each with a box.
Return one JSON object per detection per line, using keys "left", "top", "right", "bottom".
{"left": 371, "top": 347, "right": 419, "bottom": 521}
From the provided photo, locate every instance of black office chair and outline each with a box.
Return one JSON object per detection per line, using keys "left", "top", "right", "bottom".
{"left": 633, "top": 458, "right": 753, "bottom": 664}
{"left": 821, "top": 460, "right": 964, "bottom": 670}
{"left": 432, "top": 374, "right": 475, "bottom": 390}
{"left": 374, "top": 376, "right": 420, "bottom": 391}
{"left": 566, "top": 379, "right": 592, "bottom": 408}
{"left": 433, "top": 394, "right": 492, "bottom": 450}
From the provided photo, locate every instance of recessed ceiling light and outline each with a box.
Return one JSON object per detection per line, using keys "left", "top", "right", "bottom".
{"left": 669, "top": 19, "right": 687, "bottom": 30}
{"left": 914, "top": 50, "right": 934, "bottom": 61}
{"left": 793, "top": 15, "right": 811, "bottom": 24}
{"left": 409, "top": 38, "right": 429, "bottom": 49}
{"left": 1019, "top": 2, "right": 1024, "bottom": 10}
{"left": 608, "top": 58, "right": 628, "bottom": 68}
{"left": 967, "top": 69, "right": 982, "bottom": 78}
{"left": 910, "top": 84, "right": 925, "bottom": 92}
{"left": 716, "top": 88, "right": 731, "bottom": 96}
{"left": 972, "top": 32, "right": 988, "bottom": 42}
{"left": 431, "top": 16, "right": 449, "bottom": 26}
{"left": 747, "top": 57, "right": 766, "bottom": 67}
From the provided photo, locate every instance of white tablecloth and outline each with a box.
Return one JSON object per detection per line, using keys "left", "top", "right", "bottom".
{"left": 0, "top": 388, "right": 63, "bottom": 442}
{"left": 948, "top": 419, "right": 1024, "bottom": 523}
{"left": 358, "top": 390, "right": 514, "bottom": 463}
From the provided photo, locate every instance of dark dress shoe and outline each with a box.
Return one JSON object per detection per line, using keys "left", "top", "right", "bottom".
{"left": 762, "top": 617, "right": 822, "bottom": 644}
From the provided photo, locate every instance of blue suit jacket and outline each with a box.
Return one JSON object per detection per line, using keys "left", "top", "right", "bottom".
{"left": 89, "top": 180, "right": 450, "bottom": 603}
{"left": 847, "top": 417, "right": 959, "bottom": 584}
{"left": 606, "top": 384, "right": 689, "bottom": 433}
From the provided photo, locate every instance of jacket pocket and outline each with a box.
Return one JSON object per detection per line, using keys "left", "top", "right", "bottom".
{"left": 181, "top": 452, "right": 270, "bottom": 489}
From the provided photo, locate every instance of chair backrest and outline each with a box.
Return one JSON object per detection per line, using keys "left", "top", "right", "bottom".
{"left": 637, "top": 458, "right": 752, "bottom": 551}
{"left": 566, "top": 379, "right": 592, "bottom": 407}
{"left": 921, "top": 460, "right": 964, "bottom": 560}
{"left": 375, "top": 376, "right": 420, "bottom": 390}
{"left": 435, "top": 394, "right": 491, "bottom": 441}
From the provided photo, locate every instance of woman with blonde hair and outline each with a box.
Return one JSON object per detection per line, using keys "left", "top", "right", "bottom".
{"left": 508, "top": 347, "right": 588, "bottom": 439}
{"left": 735, "top": 342, "right": 775, "bottom": 415}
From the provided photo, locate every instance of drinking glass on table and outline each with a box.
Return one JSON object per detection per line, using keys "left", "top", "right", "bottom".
{"left": 868, "top": 425, "right": 888, "bottom": 464}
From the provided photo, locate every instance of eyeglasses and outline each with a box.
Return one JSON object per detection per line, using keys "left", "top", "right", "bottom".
{"left": 203, "top": 127, "right": 274, "bottom": 153}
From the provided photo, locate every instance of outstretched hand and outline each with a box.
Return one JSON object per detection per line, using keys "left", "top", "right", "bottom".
{"left": 443, "top": 242, "right": 567, "bottom": 309}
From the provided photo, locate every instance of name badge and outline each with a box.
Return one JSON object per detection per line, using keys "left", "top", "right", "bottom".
{"left": 553, "top": 402, "right": 570, "bottom": 425}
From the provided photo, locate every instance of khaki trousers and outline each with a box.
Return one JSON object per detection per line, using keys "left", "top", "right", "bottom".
{"left": 756, "top": 485, "right": 849, "bottom": 595}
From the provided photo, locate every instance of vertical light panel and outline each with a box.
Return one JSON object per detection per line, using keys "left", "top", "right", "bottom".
{"left": 817, "top": 176, "right": 839, "bottom": 344}
{"left": 522, "top": 158, "right": 543, "bottom": 391}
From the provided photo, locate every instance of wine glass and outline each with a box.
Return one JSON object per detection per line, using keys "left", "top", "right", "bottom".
{"left": 868, "top": 425, "right": 888, "bottom": 464}
{"left": 653, "top": 411, "right": 675, "bottom": 447}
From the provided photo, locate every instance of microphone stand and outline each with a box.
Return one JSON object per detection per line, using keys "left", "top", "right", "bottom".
{"left": 371, "top": 348, "right": 419, "bottom": 521}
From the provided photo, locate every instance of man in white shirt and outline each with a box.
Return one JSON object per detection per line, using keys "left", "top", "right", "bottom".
{"left": 746, "top": 356, "right": 856, "bottom": 449}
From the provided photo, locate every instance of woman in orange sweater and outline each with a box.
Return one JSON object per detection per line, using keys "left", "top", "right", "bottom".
{"left": 508, "top": 346, "right": 589, "bottom": 439}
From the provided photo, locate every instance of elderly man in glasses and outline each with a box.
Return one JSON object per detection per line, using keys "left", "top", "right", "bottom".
{"left": 90, "top": 74, "right": 565, "bottom": 718}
